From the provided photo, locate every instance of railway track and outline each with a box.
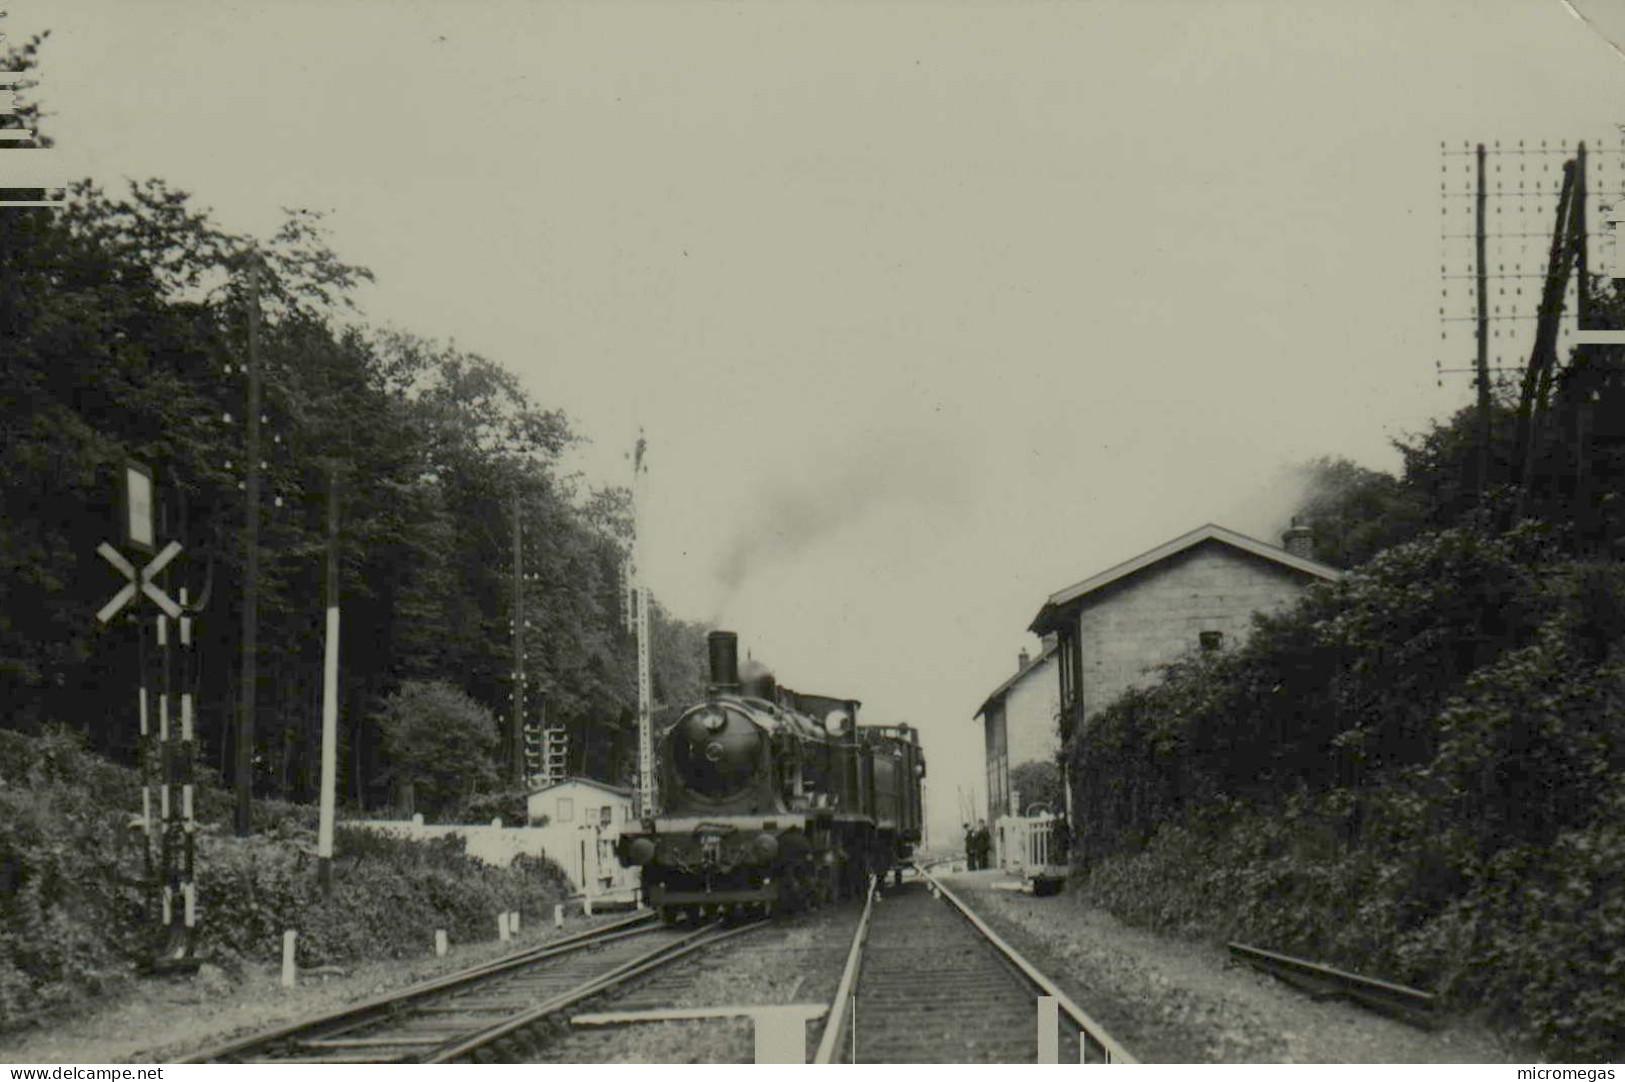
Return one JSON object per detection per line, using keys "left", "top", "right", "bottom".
{"left": 1227, "top": 941, "right": 1439, "bottom": 1029}
{"left": 814, "top": 868, "right": 1135, "bottom": 1064}
{"left": 185, "top": 912, "right": 766, "bottom": 1064}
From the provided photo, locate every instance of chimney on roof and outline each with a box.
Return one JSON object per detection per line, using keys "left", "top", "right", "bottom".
{"left": 1017, "top": 648, "right": 1030, "bottom": 672}
{"left": 1282, "top": 516, "right": 1314, "bottom": 560}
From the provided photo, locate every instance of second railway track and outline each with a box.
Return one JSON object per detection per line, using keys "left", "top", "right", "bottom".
{"left": 185, "top": 912, "right": 766, "bottom": 1064}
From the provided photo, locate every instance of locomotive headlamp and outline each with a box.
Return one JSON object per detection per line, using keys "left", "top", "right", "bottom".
{"left": 823, "top": 709, "right": 850, "bottom": 735}
{"left": 627, "top": 838, "right": 657, "bottom": 866}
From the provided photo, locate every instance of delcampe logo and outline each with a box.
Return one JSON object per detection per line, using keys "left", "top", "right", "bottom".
{"left": 1, "top": 9, "right": 65, "bottom": 209}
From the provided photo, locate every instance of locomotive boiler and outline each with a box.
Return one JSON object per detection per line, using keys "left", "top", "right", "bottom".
{"left": 616, "top": 631, "right": 926, "bottom": 920}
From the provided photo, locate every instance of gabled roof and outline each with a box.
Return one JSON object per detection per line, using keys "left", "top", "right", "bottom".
{"left": 1029, "top": 523, "right": 1343, "bottom": 635}
{"left": 974, "top": 639, "right": 1058, "bottom": 722}
{"left": 527, "top": 775, "right": 634, "bottom": 799}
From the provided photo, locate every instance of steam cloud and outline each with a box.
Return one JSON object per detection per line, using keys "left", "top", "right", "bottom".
{"left": 709, "top": 428, "right": 971, "bottom": 620}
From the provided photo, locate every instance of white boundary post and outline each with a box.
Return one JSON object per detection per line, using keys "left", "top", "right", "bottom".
{"left": 281, "top": 930, "right": 297, "bottom": 987}
{"left": 1037, "top": 995, "right": 1059, "bottom": 1063}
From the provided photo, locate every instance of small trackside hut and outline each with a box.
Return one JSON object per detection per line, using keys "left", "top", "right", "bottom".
{"left": 616, "top": 631, "right": 926, "bottom": 920}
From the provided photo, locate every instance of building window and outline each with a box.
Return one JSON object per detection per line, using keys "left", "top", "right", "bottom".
{"left": 1200, "top": 631, "right": 1223, "bottom": 652}
{"left": 600, "top": 806, "right": 613, "bottom": 827}
{"left": 557, "top": 797, "right": 574, "bottom": 822}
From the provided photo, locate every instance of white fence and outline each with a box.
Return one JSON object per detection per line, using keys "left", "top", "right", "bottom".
{"left": 996, "top": 812, "right": 1059, "bottom": 879}
{"left": 345, "top": 818, "right": 640, "bottom": 898}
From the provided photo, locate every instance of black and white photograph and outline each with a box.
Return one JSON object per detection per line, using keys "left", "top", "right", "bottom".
{"left": 2, "top": 0, "right": 1624, "bottom": 1068}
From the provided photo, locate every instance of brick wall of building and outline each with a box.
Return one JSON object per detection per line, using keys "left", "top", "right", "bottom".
{"left": 1075, "top": 541, "right": 1315, "bottom": 724}
{"left": 982, "top": 652, "right": 1059, "bottom": 822}
{"left": 1005, "top": 654, "right": 1060, "bottom": 771}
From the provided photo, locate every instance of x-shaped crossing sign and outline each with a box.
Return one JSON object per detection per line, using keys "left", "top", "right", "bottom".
{"left": 97, "top": 540, "right": 183, "bottom": 623}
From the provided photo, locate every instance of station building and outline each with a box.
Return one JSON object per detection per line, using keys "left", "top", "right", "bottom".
{"left": 974, "top": 639, "right": 1060, "bottom": 824}
{"left": 979, "top": 522, "right": 1342, "bottom": 827}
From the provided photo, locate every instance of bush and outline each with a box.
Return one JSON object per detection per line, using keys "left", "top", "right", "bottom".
{"left": 195, "top": 826, "right": 572, "bottom": 966}
{"left": 0, "top": 729, "right": 573, "bottom": 1033}
{"left": 1065, "top": 522, "right": 1625, "bottom": 1060}
{"left": 0, "top": 729, "right": 148, "bottom": 1027}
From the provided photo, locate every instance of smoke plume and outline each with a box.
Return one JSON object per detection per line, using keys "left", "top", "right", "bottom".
{"left": 709, "top": 428, "right": 970, "bottom": 617}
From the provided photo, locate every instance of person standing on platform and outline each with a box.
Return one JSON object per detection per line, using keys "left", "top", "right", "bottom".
{"left": 973, "top": 819, "right": 991, "bottom": 870}
{"left": 962, "top": 823, "right": 974, "bottom": 870}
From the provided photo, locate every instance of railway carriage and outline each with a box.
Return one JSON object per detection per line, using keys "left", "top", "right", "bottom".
{"left": 616, "top": 631, "right": 925, "bottom": 920}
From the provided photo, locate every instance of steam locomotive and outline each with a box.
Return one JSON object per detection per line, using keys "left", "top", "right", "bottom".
{"left": 616, "top": 631, "right": 926, "bottom": 920}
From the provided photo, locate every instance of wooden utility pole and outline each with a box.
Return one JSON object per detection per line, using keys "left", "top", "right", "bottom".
{"left": 511, "top": 491, "right": 526, "bottom": 787}
{"left": 1572, "top": 143, "right": 1597, "bottom": 551}
{"left": 1516, "top": 159, "right": 1580, "bottom": 514}
{"left": 317, "top": 464, "right": 340, "bottom": 894}
{"left": 1476, "top": 143, "right": 1491, "bottom": 499}
{"left": 1575, "top": 143, "right": 1590, "bottom": 326}
{"left": 236, "top": 255, "right": 262, "bottom": 837}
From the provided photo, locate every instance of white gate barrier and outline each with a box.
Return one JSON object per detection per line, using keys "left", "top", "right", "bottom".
{"left": 996, "top": 812, "right": 1057, "bottom": 880}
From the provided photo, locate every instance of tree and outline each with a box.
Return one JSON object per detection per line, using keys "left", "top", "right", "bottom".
{"left": 1009, "top": 759, "right": 1063, "bottom": 815}
{"left": 374, "top": 680, "right": 499, "bottom": 818}
{"left": 1290, "top": 457, "right": 1425, "bottom": 569}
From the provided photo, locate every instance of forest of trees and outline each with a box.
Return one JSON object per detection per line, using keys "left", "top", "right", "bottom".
{"left": 0, "top": 35, "right": 711, "bottom": 816}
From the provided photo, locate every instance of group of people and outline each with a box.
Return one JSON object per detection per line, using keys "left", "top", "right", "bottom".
{"left": 962, "top": 819, "right": 992, "bottom": 870}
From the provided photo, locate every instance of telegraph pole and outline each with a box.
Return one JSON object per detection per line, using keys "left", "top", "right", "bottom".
{"left": 1474, "top": 143, "right": 1491, "bottom": 499}
{"left": 632, "top": 435, "right": 654, "bottom": 819}
{"left": 235, "top": 254, "right": 261, "bottom": 837}
{"left": 511, "top": 491, "right": 526, "bottom": 787}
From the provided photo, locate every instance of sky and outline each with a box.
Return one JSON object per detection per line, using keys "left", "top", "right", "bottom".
{"left": 13, "top": 0, "right": 1625, "bottom": 844}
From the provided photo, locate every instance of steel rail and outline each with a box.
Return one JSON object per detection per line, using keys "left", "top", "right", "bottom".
{"left": 810, "top": 874, "right": 878, "bottom": 1064}
{"left": 183, "top": 910, "right": 656, "bottom": 1063}
{"left": 1227, "top": 941, "right": 1439, "bottom": 1029}
{"left": 921, "top": 868, "right": 1138, "bottom": 1064}
{"left": 425, "top": 918, "right": 770, "bottom": 1063}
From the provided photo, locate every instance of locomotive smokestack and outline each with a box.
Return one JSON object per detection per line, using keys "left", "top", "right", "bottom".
{"left": 708, "top": 631, "right": 741, "bottom": 694}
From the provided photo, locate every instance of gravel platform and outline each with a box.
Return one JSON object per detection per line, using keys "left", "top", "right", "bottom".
{"left": 939, "top": 870, "right": 1527, "bottom": 1064}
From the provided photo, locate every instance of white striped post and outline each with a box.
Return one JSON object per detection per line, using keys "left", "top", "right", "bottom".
{"left": 554, "top": 903, "right": 564, "bottom": 929}
{"left": 157, "top": 612, "right": 176, "bottom": 947}
{"left": 177, "top": 589, "right": 198, "bottom": 942}
{"left": 136, "top": 613, "right": 155, "bottom": 915}
{"left": 498, "top": 912, "right": 511, "bottom": 942}
{"left": 509, "top": 909, "right": 520, "bottom": 933}
{"left": 435, "top": 929, "right": 448, "bottom": 957}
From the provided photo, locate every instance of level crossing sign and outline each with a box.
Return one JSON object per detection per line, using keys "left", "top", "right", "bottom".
{"left": 96, "top": 539, "right": 183, "bottom": 623}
